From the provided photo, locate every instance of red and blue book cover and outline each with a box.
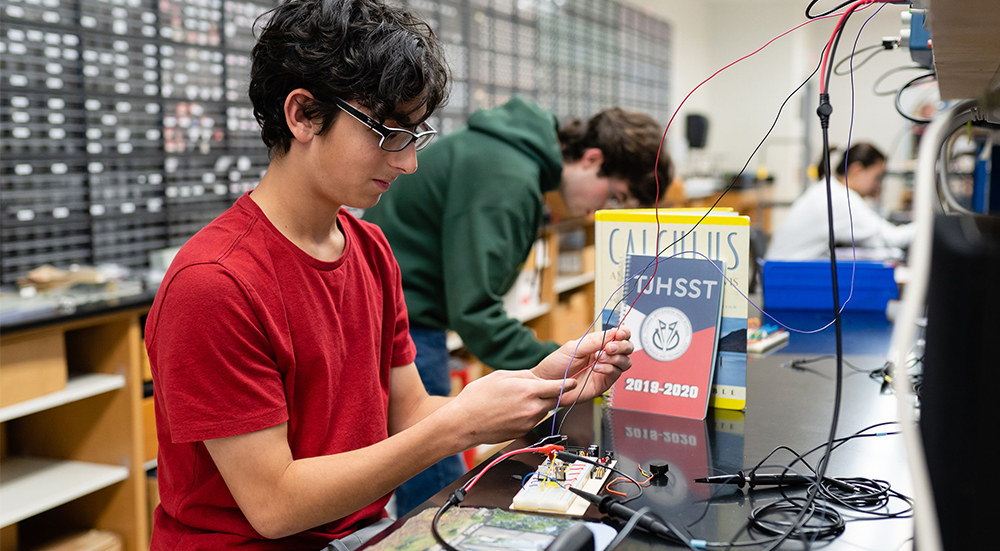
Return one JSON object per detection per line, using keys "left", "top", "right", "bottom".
{"left": 610, "top": 254, "right": 725, "bottom": 419}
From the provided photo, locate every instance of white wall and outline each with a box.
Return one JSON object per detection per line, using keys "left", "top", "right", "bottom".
{"left": 699, "top": 1, "right": 809, "bottom": 199}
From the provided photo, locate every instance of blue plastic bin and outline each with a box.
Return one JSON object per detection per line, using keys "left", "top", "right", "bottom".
{"left": 762, "top": 260, "right": 898, "bottom": 312}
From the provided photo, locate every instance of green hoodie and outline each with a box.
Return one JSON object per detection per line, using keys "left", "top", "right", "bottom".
{"left": 363, "top": 96, "right": 562, "bottom": 370}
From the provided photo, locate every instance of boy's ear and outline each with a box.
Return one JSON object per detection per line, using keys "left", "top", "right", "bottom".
{"left": 581, "top": 147, "right": 605, "bottom": 170}
{"left": 284, "top": 88, "right": 317, "bottom": 144}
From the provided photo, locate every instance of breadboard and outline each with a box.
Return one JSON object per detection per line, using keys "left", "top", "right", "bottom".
{"left": 510, "top": 458, "right": 616, "bottom": 516}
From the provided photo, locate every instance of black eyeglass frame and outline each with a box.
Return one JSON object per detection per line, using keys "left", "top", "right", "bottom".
{"left": 332, "top": 97, "right": 437, "bottom": 152}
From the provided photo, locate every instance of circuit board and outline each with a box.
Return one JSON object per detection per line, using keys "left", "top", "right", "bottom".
{"left": 510, "top": 456, "right": 616, "bottom": 516}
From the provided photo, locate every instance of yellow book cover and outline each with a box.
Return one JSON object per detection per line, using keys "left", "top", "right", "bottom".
{"left": 595, "top": 208, "right": 750, "bottom": 411}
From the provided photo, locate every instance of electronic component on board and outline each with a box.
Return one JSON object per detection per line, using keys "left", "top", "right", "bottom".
{"left": 511, "top": 453, "right": 616, "bottom": 515}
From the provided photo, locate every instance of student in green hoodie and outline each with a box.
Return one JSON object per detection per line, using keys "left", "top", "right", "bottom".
{"left": 363, "top": 96, "right": 672, "bottom": 514}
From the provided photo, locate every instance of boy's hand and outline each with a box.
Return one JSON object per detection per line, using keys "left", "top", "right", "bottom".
{"left": 441, "top": 329, "right": 631, "bottom": 448}
{"left": 444, "top": 370, "right": 577, "bottom": 446}
{"left": 531, "top": 328, "right": 633, "bottom": 406}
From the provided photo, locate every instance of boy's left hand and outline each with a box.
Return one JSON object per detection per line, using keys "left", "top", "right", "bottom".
{"left": 531, "top": 328, "right": 632, "bottom": 406}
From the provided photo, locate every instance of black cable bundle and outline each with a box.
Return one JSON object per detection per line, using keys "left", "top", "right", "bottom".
{"left": 431, "top": 489, "right": 466, "bottom": 551}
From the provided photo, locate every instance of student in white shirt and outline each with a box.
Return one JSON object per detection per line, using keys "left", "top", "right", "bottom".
{"left": 766, "top": 143, "right": 915, "bottom": 261}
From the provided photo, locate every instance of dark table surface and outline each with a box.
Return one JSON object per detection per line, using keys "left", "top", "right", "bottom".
{"left": 368, "top": 313, "right": 915, "bottom": 551}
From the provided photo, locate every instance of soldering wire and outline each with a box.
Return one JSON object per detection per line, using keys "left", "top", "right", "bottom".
{"left": 606, "top": 464, "right": 653, "bottom": 497}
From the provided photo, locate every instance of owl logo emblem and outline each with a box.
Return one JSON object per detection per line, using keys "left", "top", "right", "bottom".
{"left": 640, "top": 307, "right": 693, "bottom": 362}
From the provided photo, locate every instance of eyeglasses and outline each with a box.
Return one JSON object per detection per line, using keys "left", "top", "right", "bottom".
{"left": 332, "top": 97, "right": 437, "bottom": 152}
{"left": 606, "top": 185, "right": 634, "bottom": 208}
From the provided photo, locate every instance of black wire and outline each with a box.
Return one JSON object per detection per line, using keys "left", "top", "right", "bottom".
{"left": 782, "top": 354, "right": 886, "bottom": 374}
{"left": 593, "top": 21, "right": 831, "bottom": 551}
{"left": 570, "top": 7, "right": 907, "bottom": 548}
{"left": 629, "top": 10, "right": 830, "bottom": 303}
{"left": 822, "top": 477, "right": 914, "bottom": 519}
{"left": 703, "top": 424, "right": 910, "bottom": 549}
{"left": 806, "top": 0, "right": 857, "bottom": 18}
{"left": 749, "top": 497, "right": 847, "bottom": 539}
{"left": 431, "top": 497, "right": 463, "bottom": 551}
{"left": 823, "top": 8, "right": 854, "bottom": 92}
{"left": 766, "top": 426, "right": 914, "bottom": 520}
{"left": 605, "top": 506, "right": 653, "bottom": 551}
{"left": 655, "top": 512, "right": 700, "bottom": 551}
{"left": 824, "top": 2, "right": 908, "bottom": 92}
{"left": 832, "top": 43, "right": 885, "bottom": 75}
{"left": 799, "top": 421, "right": 900, "bottom": 461}
{"left": 755, "top": 119, "right": 846, "bottom": 551}
{"left": 736, "top": 6, "right": 888, "bottom": 546}
{"left": 872, "top": 64, "right": 930, "bottom": 96}
{"left": 894, "top": 71, "right": 937, "bottom": 123}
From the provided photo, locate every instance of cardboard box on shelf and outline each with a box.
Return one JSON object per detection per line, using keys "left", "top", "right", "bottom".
{"left": 551, "top": 291, "right": 592, "bottom": 344}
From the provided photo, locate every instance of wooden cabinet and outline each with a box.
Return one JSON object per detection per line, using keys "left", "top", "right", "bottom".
{"left": 0, "top": 308, "right": 150, "bottom": 551}
{"left": 523, "top": 223, "right": 596, "bottom": 345}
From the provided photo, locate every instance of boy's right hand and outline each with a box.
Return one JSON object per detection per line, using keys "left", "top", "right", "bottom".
{"left": 443, "top": 370, "right": 578, "bottom": 447}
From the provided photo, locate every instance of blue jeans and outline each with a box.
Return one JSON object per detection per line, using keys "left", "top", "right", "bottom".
{"left": 394, "top": 326, "right": 467, "bottom": 516}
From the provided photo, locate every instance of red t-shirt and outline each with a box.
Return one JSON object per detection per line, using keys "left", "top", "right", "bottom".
{"left": 145, "top": 193, "right": 416, "bottom": 550}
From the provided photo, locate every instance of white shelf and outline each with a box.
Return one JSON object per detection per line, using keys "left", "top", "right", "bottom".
{"left": 447, "top": 304, "right": 552, "bottom": 351}
{"left": 0, "top": 373, "right": 126, "bottom": 423}
{"left": 0, "top": 458, "right": 130, "bottom": 527}
{"left": 144, "top": 458, "right": 158, "bottom": 471}
{"left": 446, "top": 331, "right": 464, "bottom": 352}
{"left": 554, "top": 272, "right": 595, "bottom": 294}
{"left": 513, "top": 303, "right": 551, "bottom": 323}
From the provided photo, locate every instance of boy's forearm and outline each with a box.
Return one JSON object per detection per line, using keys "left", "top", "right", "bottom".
{"left": 389, "top": 394, "right": 453, "bottom": 434}
{"left": 226, "top": 408, "right": 470, "bottom": 539}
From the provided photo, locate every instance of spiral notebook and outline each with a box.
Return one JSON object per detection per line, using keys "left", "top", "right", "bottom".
{"left": 608, "top": 254, "right": 725, "bottom": 419}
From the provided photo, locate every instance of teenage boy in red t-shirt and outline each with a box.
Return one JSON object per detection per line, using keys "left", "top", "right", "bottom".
{"left": 145, "top": 1, "right": 633, "bottom": 549}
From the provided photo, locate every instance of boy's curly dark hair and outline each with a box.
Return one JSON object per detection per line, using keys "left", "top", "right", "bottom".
{"left": 249, "top": 0, "right": 450, "bottom": 156}
{"left": 558, "top": 109, "right": 674, "bottom": 207}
